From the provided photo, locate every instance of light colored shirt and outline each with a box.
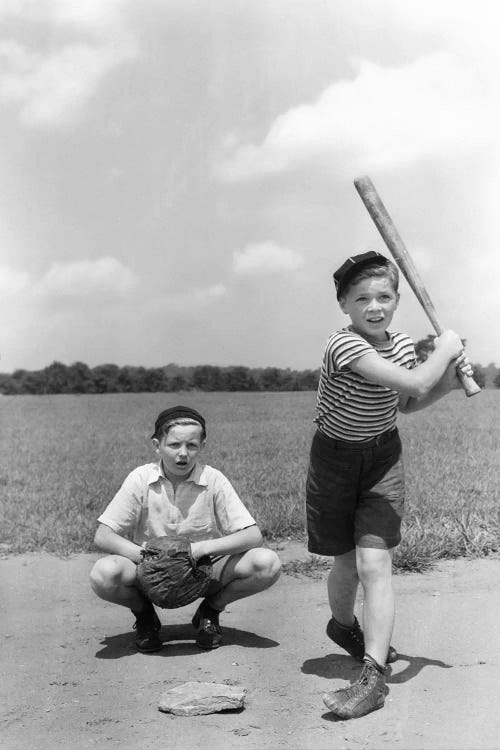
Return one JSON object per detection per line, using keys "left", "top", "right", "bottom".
{"left": 97, "top": 462, "right": 256, "bottom": 546}
{"left": 315, "top": 327, "right": 416, "bottom": 441}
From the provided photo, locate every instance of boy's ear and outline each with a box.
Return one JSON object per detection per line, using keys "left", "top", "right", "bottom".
{"left": 338, "top": 296, "right": 348, "bottom": 314}
{"left": 152, "top": 437, "right": 160, "bottom": 452}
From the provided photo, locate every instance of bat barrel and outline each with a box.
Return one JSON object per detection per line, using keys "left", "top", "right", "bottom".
{"left": 354, "top": 175, "right": 481, "bottom": 398}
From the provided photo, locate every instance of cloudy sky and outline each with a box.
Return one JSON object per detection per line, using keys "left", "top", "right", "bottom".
{"left": 1, "top": 0, "right": 499, "bottom": 373}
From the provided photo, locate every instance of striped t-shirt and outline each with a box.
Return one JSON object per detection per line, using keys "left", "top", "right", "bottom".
{"left": 315, "top": 327, "right": 416, "bottom": 441}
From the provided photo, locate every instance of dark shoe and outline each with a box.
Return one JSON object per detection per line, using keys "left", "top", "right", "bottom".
{"left": 323, "top": 658, "right": 388, "bottom": 719}
{"left": 132, "top": 601, "right": 162, "bottom": 653}
{"left": 326, "top": 615, "right": 398, "bottom": 664}
{"left": 192, "top": 600, "right": 223, "bottom": 649}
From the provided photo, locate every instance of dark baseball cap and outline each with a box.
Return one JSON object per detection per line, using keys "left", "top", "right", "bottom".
{"left": 152, "top": 406, "right": 206, "bottom": 439}
{"left": 333, "top": 251, "right": 388, "bottom": 299}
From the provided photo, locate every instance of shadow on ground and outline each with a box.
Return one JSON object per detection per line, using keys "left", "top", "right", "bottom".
{"left": 302, "top": 652, "right": 452, "bottom": 684}
{"left": 95, "top": 622, "right": 279, "bottom": 659}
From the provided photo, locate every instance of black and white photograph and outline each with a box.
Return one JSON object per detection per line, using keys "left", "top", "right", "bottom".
{"left": 1, "top": 2, "right": 499, "bottom": 748}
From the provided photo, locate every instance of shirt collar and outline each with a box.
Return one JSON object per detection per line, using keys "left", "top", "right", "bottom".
{"left": 149, "top": 461, "right": 208, "bottom": 487}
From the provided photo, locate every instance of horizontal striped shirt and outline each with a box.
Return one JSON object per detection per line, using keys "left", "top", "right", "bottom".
{"left": 315, "top": 327, "right": 416, "bottom": 441}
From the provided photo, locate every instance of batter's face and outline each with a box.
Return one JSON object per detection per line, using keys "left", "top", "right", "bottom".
{"left": 153, "top": 424, "right": 205, "bottom": 480}
{"left": 339, "top": 276, "right": 399, "bottom": 342}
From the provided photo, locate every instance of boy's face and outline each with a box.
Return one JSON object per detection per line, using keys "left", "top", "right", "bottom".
{"left": 339, "top": 276, "right": 399, "bottom": 341}
{"left": 153, "top": 424, "right": 205, "bottom": 480}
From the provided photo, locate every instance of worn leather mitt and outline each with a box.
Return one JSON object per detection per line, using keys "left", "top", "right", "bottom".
{"left": 136, "top": 536, "right": 212, "bottom": 609}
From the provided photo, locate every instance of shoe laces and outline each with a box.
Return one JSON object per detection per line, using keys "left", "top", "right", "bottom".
{"left": 334, "top": 661, "right": 378, "bottom": 701}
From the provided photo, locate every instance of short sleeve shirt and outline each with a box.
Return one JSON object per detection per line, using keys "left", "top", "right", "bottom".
{"left": 315, "top": 327, "right": 416, "bottom": 441}
{"left": 97, "top": 462, "right": 256, "bottom": 546}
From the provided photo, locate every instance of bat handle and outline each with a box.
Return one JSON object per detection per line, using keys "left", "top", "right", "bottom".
{"left": 456, "top": 369, "right": 481, "bottom": 397}
{"left": 432, "top": 324, "right": 481, "bottom": 397}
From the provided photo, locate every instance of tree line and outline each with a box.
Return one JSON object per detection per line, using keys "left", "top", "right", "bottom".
{"left": 0, "top": 336, "right": 497, "bottom": 395}
{"left": 0, "top": 361, "right": 320, "bottom": 395}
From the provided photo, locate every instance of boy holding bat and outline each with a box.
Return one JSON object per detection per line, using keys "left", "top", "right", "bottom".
{"left": 90, "top": 405, "right": 281, "bottom": 652}
{"left": 307, "top": 251, "right": 473, "bottom": 719}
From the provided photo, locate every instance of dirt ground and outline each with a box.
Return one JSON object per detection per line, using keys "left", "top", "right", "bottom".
{"left": 1, "top": 543, "right": 499, "bottom": 750}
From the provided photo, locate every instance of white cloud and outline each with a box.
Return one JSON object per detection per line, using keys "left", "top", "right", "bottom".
{"left": 0, "top": 0, "right": 129, "bottom": 32}
{"left": 148, "top": 284, "right": 227, "bottom": 314}
{"left": 38, "top": 257, "right": 136, "bottom": 297}
{"left": 233, "top": 242, "right": 304, "bottom": 276}
{"left": 0, "top": 257, "right": 136, "bottom": 305}
{"left": 0, "top": 0, "right": 137, "bottom": 127}
{"left": 201, "top": 284, "right": 226, "bottom": 298}
{"left": 48, "top": 0, "right": 129, "bottom": 30}
{"left": 0, "top": 265, "right": 30, "bottom": 296}
{"left": 215, "top": 51, "right": 497, "bottom": 182}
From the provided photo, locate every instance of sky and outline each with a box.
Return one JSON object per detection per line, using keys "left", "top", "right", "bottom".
{"left": 0, "top": 0, "right": 499, "bottom": 373}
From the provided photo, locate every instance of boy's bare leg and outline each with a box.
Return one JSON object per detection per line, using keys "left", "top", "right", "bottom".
{"left": 207, "top": 548, "right": 281, "bottom": 611}
{"left": 90, "top": 555, "right": 146, "bottom": 612}
{"left": 356, "top": 546, "right": 394, "bottom": 666}
{"left": 327, "top": 548, "right": 359, "bottom": 625}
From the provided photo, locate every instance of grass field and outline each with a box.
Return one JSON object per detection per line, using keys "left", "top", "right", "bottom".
{"left": 1, "top": 390, "right": 499, "bottom": 572}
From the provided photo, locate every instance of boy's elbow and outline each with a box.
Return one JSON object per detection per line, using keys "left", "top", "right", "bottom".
{"left": 406, "top": 374, "right": 428, "bottom": 400}
{"left": 409, "top": 385, "right": 427, "bottom": 400}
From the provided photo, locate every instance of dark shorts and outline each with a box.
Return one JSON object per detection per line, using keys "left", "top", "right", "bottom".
{"left": 306, "top": 428, "right": 405, "bottom": 556}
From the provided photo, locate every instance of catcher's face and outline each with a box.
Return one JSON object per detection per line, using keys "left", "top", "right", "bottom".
{"left": 153, "top": 424, "right": 205, "bottom": 479}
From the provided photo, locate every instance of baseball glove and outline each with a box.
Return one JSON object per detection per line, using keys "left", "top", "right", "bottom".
{"left": 136, "top": 536, "right": 212, "bottom": 609}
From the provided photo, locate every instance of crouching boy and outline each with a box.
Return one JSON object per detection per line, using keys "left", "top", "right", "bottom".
{"left": 90, "top": 405, "right": 281, "bottom": 652}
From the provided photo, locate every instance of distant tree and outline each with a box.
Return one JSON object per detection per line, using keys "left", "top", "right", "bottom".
{"left": 494, "top": 371, "right": 500, "bottom": 388}
{"left": 258, "top": 367, "right": 284, "bottom": 390}
{"left": 142, "top": 367, "right": 168, "bottom": 392}
{"left": 0, "top": 373, "right": 21, "bottom": 394}
{"left": 12, "top": 368, "right": 45, "bottom": 394}
{"left": 414, "top": 334, "right": 436, "bottom": 363}
{"left": 484, "top": 362, "right": 499, "bottom": 388}
{"left": 279, "top": 369, "right": 299, "bottom": 390}
{"left": 43, "top": 361, "right": 68, "bottom": 393}
{"left": 168, "top": 373, "right": 189, "bottom": 392}
{"left": 192, "top": 365, "right": 223, "bottom": 391}
{"left": 470, "top": 364, "right": 486, "bottom": 389}
{"left": 117, "top": 366, "right": 136, "bottom": 392}
{"left": 66, "top": 361, "right": 95, "bottom": 393}
{"left": 222, "top": 366, "right": 256, "bottom": 391}
{"left": 296, "top": 368, "right": 320, "bottom": 390}
{"left": 92, "top": 364, "right": 121, "bottom": 393}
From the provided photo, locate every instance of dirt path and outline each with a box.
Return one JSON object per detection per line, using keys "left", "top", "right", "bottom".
{"left": 1, "top": 547, "right": 499, "bottom": 750}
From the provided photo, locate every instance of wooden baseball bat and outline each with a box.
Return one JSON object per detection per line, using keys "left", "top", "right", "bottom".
{"left": 354, "top": 175, "right": 481, "bottom": 397}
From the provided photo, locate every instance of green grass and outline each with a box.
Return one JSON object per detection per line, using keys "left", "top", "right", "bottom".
{"left": 0, "top": 390, "right": 498, "bottom": 572}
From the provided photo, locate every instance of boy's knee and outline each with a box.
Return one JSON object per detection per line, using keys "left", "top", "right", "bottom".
{"left": 356, "top": 549, "right": 392, "bottom": 584}
{"left": 89, "top": 556, "right": 129, "bottom": 596}
{"left": 250, "top": 548, "right": 281, "bottom": 583}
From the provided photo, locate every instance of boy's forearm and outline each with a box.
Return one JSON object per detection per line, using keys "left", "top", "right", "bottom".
{"left": 94, "top": 524, "right": 143, "bottom": 563}
{"left": 402, "top": 348, "right": 456, "bottom": 399}
{"left": 400, "top": 357, "right": 463, "bottom": 412}
{"left": 191, "top": 525, "right": 263, "bottom": 560}
{"left": 399, "top": 380, "right": 450, "bottom": 413}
